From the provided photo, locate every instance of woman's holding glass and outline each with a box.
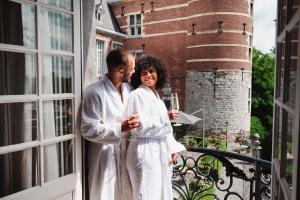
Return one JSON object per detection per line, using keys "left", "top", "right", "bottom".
{"left": 124, "top": 56, "right": 186, "bottom": 200}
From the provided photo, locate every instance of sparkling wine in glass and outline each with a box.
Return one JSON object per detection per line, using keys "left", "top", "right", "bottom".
{"left": 170, "top": 93, "right": 181, "bottom": 126}
{"left": 170, "top": 93, "right": 179, "bottom": 111}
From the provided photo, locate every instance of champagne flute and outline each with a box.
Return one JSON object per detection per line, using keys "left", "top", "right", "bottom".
{"left": 170, "top": 93, "right": 181, "bottom": 126}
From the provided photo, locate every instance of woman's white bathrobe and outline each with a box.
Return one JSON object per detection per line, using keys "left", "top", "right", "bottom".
{"left": 124, "top": 84, "right": 186, "bottom": 200}
{"left": 81, "top": 74, "right": 132, "bottom": 200}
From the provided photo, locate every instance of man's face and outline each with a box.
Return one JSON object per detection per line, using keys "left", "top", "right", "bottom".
{"left": 122, "top": 56, "right": 135, "bottom": 83}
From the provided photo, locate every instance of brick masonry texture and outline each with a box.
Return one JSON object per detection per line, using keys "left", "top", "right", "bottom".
{"left": 108, "top": 0, "right": 253, "bottom": 133}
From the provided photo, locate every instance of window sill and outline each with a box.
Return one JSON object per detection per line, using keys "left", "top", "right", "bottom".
{"left": 127, "top": 35, "right": 143, "bottom": 39}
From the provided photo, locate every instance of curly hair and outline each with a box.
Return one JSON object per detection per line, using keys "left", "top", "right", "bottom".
{"left": 131, "top": 56, "right": 167, "bottom": 89}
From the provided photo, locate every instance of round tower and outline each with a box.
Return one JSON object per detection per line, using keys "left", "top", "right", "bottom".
{"left": 184, "top": 0, "right": 253, "bottom": 134}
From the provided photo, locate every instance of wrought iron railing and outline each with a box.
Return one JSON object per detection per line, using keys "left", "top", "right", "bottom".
{"left": 172, "top": 147, "right": 271, "bottom": 200}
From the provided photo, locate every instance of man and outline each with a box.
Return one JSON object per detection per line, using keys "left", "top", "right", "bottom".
{"left": 81, "top": 49, "right": 139, "bottom": 200}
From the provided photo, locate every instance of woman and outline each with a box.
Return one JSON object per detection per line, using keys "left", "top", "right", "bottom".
{"left": 124, "top": 56, "right": 186, "bottom": 200}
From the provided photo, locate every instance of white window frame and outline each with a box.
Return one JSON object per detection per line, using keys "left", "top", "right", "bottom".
{"left": 112, "top": 41, "right": 123, "bottom": 49}
{"left": 96, "top": 39, "right": 105, "bottom": 78}
{"left": 130, "top": 50, "right": 144, "bottom": 59}
{"left": 0, "top": 0, "right": 82, "bottom": 199}
{"left": 95, "top": 3, "right": 104, "bottom": 22}
{"left": 129, "top": 14, "right": 142, "bottom": 37}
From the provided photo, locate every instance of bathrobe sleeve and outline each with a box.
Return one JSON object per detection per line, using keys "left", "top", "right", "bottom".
{"left": 166, "top": 133, "right": 186, "bottom": 154}
{"left": 81, "top": 91, "right": 121, "bottom": 144}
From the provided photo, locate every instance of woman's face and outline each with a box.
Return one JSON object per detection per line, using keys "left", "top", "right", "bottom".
{"left": 140, "top": 67, "right": 158, "bottom": 89}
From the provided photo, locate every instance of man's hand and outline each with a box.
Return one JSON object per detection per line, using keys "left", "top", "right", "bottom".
{"left": 169, "top": 153, "right": 180, "bottom": 165}
{"left": 168, "top": 110, "right": 179, "bottom": 120}
{"left": 121, "top": 114, "right": 140, "bottom": 132}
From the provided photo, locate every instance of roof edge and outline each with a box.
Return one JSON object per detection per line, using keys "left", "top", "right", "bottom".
{"left": 96, "top": 26, "right": 128, "bottom": 39}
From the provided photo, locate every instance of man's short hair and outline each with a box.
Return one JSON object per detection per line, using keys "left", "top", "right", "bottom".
{"left": 106, "top": 49, "right": 132, "bottom": 72}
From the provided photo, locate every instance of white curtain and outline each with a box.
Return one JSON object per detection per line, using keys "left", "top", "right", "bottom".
{"left": 0, "top": 1, "right": 37, "bottom": 197}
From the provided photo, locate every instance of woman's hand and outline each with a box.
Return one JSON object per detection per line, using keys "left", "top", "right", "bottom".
{"left": 169, "top": 153, "right": 180, "bottom": 165}
{"left": 168, "top": 110, "right": 179, "bottom": 120}
{"left": 121, "top": 114, "right": 140, "bottom": 132}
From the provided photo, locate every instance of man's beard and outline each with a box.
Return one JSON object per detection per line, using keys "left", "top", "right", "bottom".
{"left": 122, "top": 79, "right": 130, "bottom": 83}
{"left": 122, "top": 73, "right": 130, "bottom": 83}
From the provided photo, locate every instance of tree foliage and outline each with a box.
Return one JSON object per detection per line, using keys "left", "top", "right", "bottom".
{"left": 251, "top": 48, "right": 275, "bottom": 161}
{"left": 250, "top": 116, "right": 266, "bottom": 140}
{"left": 251, "top": 48, "right": 275, "bottom": 132}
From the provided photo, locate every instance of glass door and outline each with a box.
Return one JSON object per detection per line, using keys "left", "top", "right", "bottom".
{"left": 0, "top": 0, "right": 82, "bottom": 199}
{"left": 272, "top": 0, "right": 300, "bottom": 199}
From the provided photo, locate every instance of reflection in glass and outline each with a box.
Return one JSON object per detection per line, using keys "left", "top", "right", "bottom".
{"left": 136, "top": 14, "right": 141, "bottom": 24}
{"left": 96, "top": 40, "right": 105, "bottom": 77}
{"left": 279, "top": 0, "right": 287, "bottom": 33}
{"left": 43, "top": 99, "right": 73, "bottom": 139}
{"left": 0, "top": 1, "right": 36, "bottom": 47}
{"left": 0, "top": 51, "right": 37, "bottom": 95}
{"left": 0, "top": 148, "right": 39, "bottom": 198}
{"left": 292, "top": 0, "right": 300, "bottom": 15}
{"left": 0, "top": 102, "right": 37, "bottom": 147}
{"left": 277, "top": 107, "right": 282, "bottom": 160}
{"left": 39, "top": 0, "right": 72, "bottom": 11}
{"left": 130, "top": 15, "right": 134, "bottom": 25}
{"left": 44, "top": 140, "right": 73, "bottom": 182}
{"left": 288, "top": 25, "right": 298, "bottom": 105}
{"left": 42, "top": 55, "right": 73, "bottom": 94}
{"left": 40, "top": 9, "right": 73, "bottom": 52}
{"left": 279, "top": 42, "right": 285, "bottom": 98}
{"left": 285, "top": 112, "right": 294, "bottom": 190}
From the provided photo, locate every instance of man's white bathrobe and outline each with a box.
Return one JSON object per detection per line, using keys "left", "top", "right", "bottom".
{"left": 124, "top": 84, "right": 186, "bottom": 200}
{"left": 81, "top": 74, "right": 131, "bottom": 200}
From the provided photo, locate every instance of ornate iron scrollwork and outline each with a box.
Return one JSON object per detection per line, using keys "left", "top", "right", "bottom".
{"left": 172, "top": 148, "right": 271, "bottom": 200}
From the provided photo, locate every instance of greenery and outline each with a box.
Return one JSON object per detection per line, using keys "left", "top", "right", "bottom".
{"left": 187, "top": 180, "right": 215, "bottom": 200}
{"left": 250, "top": 116, "right": 266, "bottom": 140}
{"left": 251, "top": 48, "right": 275, "bottom": 161}
{"left": 180, "top": 136, "right": 227, "bottom": 199}
{"left": 183, "top": 135, "right": 227, "bottom": 151}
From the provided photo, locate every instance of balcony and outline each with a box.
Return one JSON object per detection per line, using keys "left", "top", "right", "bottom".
{"left": 172, "top": 147, "right": 271, "bottom": 200}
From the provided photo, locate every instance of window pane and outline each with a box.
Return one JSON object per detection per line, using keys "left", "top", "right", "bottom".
{"left": 44, "top": 140, "right": 73, "bottom": 182}
{"left": 0, "top": 102, "right": 37, "bottom": 147}
{"left": 112, "top": 43, "right": 123, "bottom": 49}
{"left": 288, "top": 24, "right": 298, "bottom": 105}
{"left": 0, "top": 148, "right": 39, "bottom": 198}
{"left": 43, "top": 99, "right": 73, "bottom": 139}
{"left": 96, "top": 40, "right": 104, "bottom": 77}
{"left": 0, "top": 1, "right": 36, "bottom": 48}
{"left": 278, "top": 0, "right": 287, "bottom": 33}
{"left": 285, "top": 112, "right": 294, "bottom": 191}
{"left": 277, "top": 42, "right": 285, "bottom": 98}
{"left": 136, "top": 52, "right": 143, "bottom": 58}
{"left": 131, "top": 27, "right": 135, "bottom": 35}
{"left": 277, "top": 107, "right": 283, "bottom": 160}
{"left": 39, "top": 0, "right": 72, "bottom": 11}
{"left": 138, "top": 26, "right": 141, "bottom": 35}
{"left": 42, "top": 55, "right": 73, "bottom": 94}
{"left": 292, "top": 0, "right": 299, "bottom": 15}
{"left": 40, "top": 9, "right": 73, "bottom": 52}
{"left": 130, "top": 15, "right": 134, "bottom": 25}
{"left": 136, "top": 14, "right": 141, "bottom": 24}
{"left": 0, "top": 51, "right": 37, "bottom": 95}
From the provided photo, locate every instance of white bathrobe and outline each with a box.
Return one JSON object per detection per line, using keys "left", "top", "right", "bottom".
{"left": 81, "top": 74, "right": 131, "bottom": 200}
{"left": 124, "top": 84, "right": 186, "bottom": 200}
